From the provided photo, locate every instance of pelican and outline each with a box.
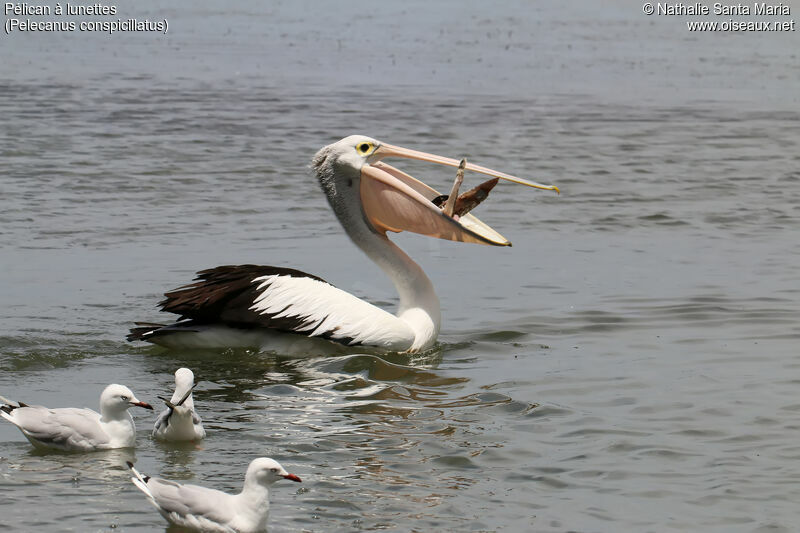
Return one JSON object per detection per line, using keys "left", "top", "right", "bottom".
{"left": 128, "top": 135, "right": 558, "bottom": 353}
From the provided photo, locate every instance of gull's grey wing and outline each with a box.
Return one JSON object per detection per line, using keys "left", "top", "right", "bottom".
{"left": 153, "top": 407, "right": 171, "bottom": 433}
{"left": 10, "top": 407, "right": 110, "bottom": 450}
{"left": 147, "top": 477, "right": 237, "bottom": 526}
{"left": 153, "top": 407, "right": 202, "bottom": 432}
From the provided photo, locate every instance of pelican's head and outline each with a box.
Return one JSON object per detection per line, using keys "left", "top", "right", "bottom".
{"left": 313, "top": 135, "right": 558, "bottom": 246}
{"left": 312, "top": 134, "right": 381, "bottom": 172}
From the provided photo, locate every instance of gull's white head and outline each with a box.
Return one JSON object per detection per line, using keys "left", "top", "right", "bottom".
{"left": 174, "top": 367, "right": 195, "bottom": 388}
{"left": 100, "top": 384, "right": 153, "bottom": 415}
{"left": 171, "top": 368, "right": 196, "bottom": 407}
{"left": 247, "top": 457, "right": 302, "bottom": 487}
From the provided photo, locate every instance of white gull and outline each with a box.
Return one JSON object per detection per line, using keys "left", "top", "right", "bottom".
{"left": 0, "top": 384, "right": 153, "bottom": 452}
{"left": 128, "top": 457, "right": 301, "bottom": 532}
{"left": 153, "top": 367, "right": 205, "bottom": 442}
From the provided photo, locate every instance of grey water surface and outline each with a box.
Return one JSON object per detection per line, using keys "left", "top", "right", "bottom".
{"left": 2, "top": 1, "right": 799, "bottom": 532}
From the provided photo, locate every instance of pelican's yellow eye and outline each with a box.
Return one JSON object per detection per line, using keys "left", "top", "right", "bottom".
{"left": 356, "top": 142, "right": 375, "bottom": 155}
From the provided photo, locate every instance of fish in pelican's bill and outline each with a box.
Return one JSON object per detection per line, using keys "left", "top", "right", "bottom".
{"left": 128, "top": 135, "right": 559, "bottom": 354}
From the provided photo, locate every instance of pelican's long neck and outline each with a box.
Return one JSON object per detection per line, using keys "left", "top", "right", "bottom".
{"left": 358, "top": 231, "right": 441, "bottom": 351}
{"left": 315, "top": 156, "right": 440, "bottom": 351}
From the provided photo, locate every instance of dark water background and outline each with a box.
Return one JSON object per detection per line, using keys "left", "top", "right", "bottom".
{"left": 2, "top": 1, "right": 799, "bottom": 531}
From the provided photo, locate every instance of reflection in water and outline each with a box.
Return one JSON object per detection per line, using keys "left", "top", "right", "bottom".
{"left": 23, "top": 447, "right": 137, "bottom": 483}
{"left": 0, "top": 446, "right": 139, "bottom": 531}
{"left": 153, "top": 440, "right": 203, "bottom": 479}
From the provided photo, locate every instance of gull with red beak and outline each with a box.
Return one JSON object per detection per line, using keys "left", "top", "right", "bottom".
{"left": 0, "top": 383, "right": 153, "bottom": 452}
{"left": 128, "top": 135, "right": 559, "bottom": 353}
{"left": 127, "top": 457, "right": 301, "bottom": 532}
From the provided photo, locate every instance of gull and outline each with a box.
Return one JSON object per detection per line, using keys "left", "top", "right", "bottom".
{"left": 0, "top": 384, "right": 153, "bottom": 452}
{"left": 153, "top": 367, "right": 205, "bottom": 442}
{"left": 128, "top": 457, "right": 302, "bottom": 532}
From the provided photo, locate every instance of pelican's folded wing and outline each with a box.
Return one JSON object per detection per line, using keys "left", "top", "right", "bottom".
{"left": 159, "top": 265, "right": 415, "bottom": 350}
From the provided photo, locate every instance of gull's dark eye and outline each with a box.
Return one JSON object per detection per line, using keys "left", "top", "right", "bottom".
{"left": 358, "top": 143, "right": 371, "bottom": 154}
{"left": 121, "top": 395, "right": 129, "bottom": 401}
{"left": 270, "top": 468, "right": 278, "bottom": 473}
